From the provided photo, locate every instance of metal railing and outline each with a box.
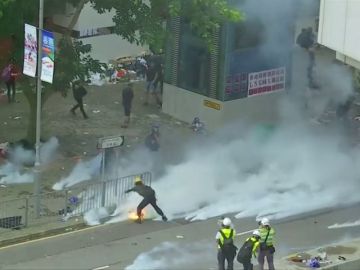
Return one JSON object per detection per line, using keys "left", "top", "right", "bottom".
{"left": 0, "top": 171, "right": 151, "bottom": 232}
{"left": 0, "top": 198, "right": 28, "bottom": 230}
{"left": 64, "top": 171, "right": 151, "bottom": 218}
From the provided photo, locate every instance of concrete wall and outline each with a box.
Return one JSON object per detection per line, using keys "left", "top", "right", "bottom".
{"left": 162, "top": 83, "right": 284, "bottom": 130}
{"left": 162, "top": 83, "right": 224, "bottom": 130}
{"left": 318, "top": 0, "right": 360, "bottom": 63}
{"left": 222, "top": 91, "right": 284, "bottom": 125}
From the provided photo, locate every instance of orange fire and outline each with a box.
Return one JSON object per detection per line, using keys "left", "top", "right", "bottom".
{"left": 128, "top": 210, "right": 146, "bottom": 220}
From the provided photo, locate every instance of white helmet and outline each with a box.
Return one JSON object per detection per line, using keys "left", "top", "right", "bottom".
{"left": 222, "top": 217, "right": 232, "bottom": 226}
{"left": 261, "top": 217, "right": 270, "bottom": 226}
{"left": 253, "top": 230, "right": 261, "bottom": 237}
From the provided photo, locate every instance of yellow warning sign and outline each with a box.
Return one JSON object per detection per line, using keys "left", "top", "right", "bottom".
{"left": 203, "top": 100, "right": 221, "bottom": 110}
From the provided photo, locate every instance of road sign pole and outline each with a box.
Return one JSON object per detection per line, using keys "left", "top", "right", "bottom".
{"left": 101, "top": 150, "right": 106, "bottom": 207}
{"left": 97, "top": 135, "right": 124, "bottom": 208}
{"left": 34, "top": 0, "right": 44, "bottom": 218}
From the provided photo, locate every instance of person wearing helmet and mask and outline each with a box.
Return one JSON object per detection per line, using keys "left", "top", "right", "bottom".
{"left": 191, "top": 117, "right": 205, "bottom": 134}
{"left": 145, "top": 124, "right": 160, "bottom": 151}
{"left": 237, "top": 230, "right": 261, "bottom": 270}
{"left": 258, "top": 218, "right": 276, "bottom": 270}
{"left": 125, "top": 176, "right": 167, "bottom": 223}
{"left": 215, "top": 217, "right": 237, "bottom": 270}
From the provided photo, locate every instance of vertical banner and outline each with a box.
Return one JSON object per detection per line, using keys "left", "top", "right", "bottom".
{"left": 23, "top": 24, "right": 37, "bottom": 77}
{"left": 40, "top": 30, "right": 55, "bottom": 84}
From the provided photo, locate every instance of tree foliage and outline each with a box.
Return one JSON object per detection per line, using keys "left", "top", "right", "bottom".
{"left": 0, "top": 0, "right": 242, "bottom": 143}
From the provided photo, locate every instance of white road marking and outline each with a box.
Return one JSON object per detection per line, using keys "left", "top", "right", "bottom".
{"left": 0, "top": 223, "right": 108, "bottom": 250}
{"left": 236, "top": 228, "right": 257, "bottom": 236}
{"left": 92, "top": 266, "right": 110, "bottom": 270}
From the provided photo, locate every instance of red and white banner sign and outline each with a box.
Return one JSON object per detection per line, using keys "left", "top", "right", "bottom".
{"left": 248, "top": 67, "right": 286, "bottom": 97}
{"left": 23, "top": 24, "right": 37, "bottom": 77}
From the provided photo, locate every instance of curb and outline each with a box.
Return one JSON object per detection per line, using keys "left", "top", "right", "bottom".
{"left": 0, "top": 222, "right": 88, "bottom": 248}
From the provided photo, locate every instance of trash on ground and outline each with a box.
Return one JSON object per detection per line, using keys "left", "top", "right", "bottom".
{"left": 13, "top": 116, "right": 21, "bottom": 120}
{"left": 92, "top": 110, "right": 101, "bottom": 113}
{"left": 176, "top": 235, "right": 184, "bottom": 239}
{"left": 307, "top": 258, "right": 320, "bottom": 268}
{"left": 147, "top": 114, "right": 160, "bottom": 119}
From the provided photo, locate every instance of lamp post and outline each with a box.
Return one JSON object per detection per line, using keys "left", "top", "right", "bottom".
{"left": 34, "top": 0, "right": 44, "bottom": 218}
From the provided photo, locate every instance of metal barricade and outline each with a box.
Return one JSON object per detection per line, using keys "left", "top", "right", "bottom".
{"left": 64, "top": 171, "right": 152, "bottom": 218}
{"left": 0, "top": 197, "right": 28, "bottom": 231}
{"left": 0, "top": 171, "right": 152, "bottom": 226}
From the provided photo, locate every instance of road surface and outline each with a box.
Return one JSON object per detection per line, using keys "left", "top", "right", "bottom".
{"left": 0, "top": 204, "right": 359, "bottom": 269}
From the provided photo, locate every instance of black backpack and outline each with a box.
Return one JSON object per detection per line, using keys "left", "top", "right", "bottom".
{"left": 219, "top": 229, "right": 236, "bottom": 254}
{"left": 237, "top": 238, "right": 255, "bottom": 263}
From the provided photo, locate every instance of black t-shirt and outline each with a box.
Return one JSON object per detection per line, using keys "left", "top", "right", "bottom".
{"left": 122, "top": 86, "right": 134, "bottom": 106}
{"left": 146, "top": 67, "right": 157, "bottom": 82}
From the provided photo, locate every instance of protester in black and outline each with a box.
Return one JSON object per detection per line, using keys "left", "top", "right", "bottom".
{"left": 70, "top": 81, "right": 88, "bottom": 119}
{"left": 125, "top": 176, "right": 167, "bottom": 223}
{"left": 121, "top": 83, "right": 134, "bottom": 128}
{"left": 144, "top": 62, "right": 161, "bottom": 107}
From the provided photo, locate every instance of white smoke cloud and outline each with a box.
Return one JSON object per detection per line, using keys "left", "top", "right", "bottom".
{"left": 0, "top": 137, "right": 59, "bottom": 185}
{"left": 150, "top": 122, "right": 360, "bottom": 222}
{"left": 328, "top": 219, "right": 360, "bottom": 229}
{"left": 125, "top": 242, "right": 214, "bottom": 270}
{"left": 0, "top": 163, "right": 34, "bottom": 184}
{"left": 52, "top": 0, "right": 358, "bottom": 226}
{"left": 84, "top": 207, "right": 110, "bottom": 226}
{"left": 53, "top": 154, "right": 102, "bottom": 190}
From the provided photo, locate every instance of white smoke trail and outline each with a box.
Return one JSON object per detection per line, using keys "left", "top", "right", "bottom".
{"left": 52, "top": 154, "right": 102, "bottom": 190}
{"left": 0, "top": 137, "right": 59, "bottom": 185}
{"left": 125, "top": 242, "right": 214, "bottom": 270}
{"left": 328, "top": 219, "right": 360, "bottom": 229}
{"left": 84, "top": 207, "right": 110, "bottom": 226}
{"left": 0, "top": 162, "right": 34, "bottom": 184}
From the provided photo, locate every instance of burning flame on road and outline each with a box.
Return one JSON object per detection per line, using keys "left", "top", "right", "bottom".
{"left": 128, "top": 210, "right": 146, "bottom": 220}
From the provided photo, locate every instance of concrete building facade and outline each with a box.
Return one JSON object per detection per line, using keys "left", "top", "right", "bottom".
{"left": 318, "top": 0, "right": 360, "bottom": 70}
{"left": 162, "top": 1, "right": 310, "bottom": 130}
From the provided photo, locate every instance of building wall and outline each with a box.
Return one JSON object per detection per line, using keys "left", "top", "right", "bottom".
{"left": 162, "top": 83, "right": 224, "bottom": 130}
{"left": 162, "top": 83, "right": 283, "bottom": 130}
{"left": 318, "top": 0, "right": 360, "bottom": 65}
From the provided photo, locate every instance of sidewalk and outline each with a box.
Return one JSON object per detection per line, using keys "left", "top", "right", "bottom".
{"left": 0, "top": 216, "right": 86, "bottom": 248}
{"left": 278, "top": 238, "right": 360, "bottom": 270}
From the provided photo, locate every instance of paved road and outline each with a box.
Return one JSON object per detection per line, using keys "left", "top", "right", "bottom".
{"left": 0, "top": 205, "right": 360, "bottom": 270}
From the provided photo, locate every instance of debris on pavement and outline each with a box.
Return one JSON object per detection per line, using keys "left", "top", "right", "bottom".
{"left": 13, "top": 116, "right": 21, "bottom": 120}
{"left": 147, "top": 114, "right": 160, "bottom": 119}
{"left": 306, "top": 258, "right": 320, "bottom": 268}
{"left": 92, "top": 110, "right": 101, "bottom": 114}
{"left": 176, "top": 235, "right": 184, "bottom": 239}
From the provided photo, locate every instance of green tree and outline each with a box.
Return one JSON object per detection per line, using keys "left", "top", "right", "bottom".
{"left": 0, "top": 0, "right": 242, "bottom": 144}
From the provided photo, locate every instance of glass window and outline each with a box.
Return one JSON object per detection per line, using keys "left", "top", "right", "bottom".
{"left": 177, "top": 22, "right": 211, "bottom": 96}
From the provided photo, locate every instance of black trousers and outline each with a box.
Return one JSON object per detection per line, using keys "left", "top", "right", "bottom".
{"left": 137, "top": 196, "right": 164, "bottom": 218}
{"left": 217, "top": 249, "right": 234, "bottom": 270}
{"left": 6, "top": 81, "right": 15, "bottom": 103}
{"left": 242, "top": 260, "right": 253, "bottom": 270}
{"left": 71, "top": 97, "right": 87, "bottom": 118}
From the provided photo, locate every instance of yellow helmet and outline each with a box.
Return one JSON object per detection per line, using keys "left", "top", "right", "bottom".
{"left": 134, "top": 176, "right": 142, "bottom": 184}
